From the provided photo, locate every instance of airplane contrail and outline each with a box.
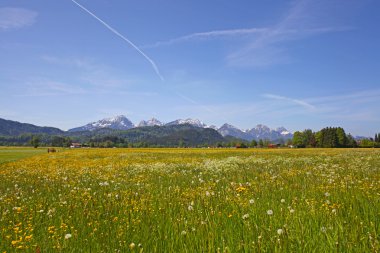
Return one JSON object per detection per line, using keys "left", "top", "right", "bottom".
{"left": 71, "top": 0, "right": 164, "bottom": 81}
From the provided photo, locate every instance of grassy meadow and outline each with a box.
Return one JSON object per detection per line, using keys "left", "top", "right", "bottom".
{"left": 0, "top": 148, "right": 379, "bottom": 252}
{"left": 0, "top": 148, "right": 46, "bottom": 164}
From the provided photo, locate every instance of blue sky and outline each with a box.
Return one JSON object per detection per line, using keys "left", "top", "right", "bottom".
{"left": 0, "top": 0, "right": 379, "bottom": 136}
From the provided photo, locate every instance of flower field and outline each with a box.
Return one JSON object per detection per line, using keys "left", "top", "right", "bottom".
{"left": 0, "top": 148, "right": 379, "bottom": 252}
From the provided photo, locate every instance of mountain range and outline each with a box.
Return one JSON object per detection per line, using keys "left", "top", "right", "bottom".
{"left": 0, "top": 118, "right": 64, "bottom": 136}
{"left": 67, "top": 115, "right": 293, "bottom": 141}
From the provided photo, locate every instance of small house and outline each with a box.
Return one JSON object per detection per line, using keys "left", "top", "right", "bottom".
{"left": 70, "top": 143, "right": 82, "bottom": 148}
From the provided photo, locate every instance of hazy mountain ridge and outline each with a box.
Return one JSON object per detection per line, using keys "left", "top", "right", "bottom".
{"left": 0, "top": 118, "right": 64, "bottom": 136}
{"left": 68, "top": 115, "right": 293, "bottom": 141}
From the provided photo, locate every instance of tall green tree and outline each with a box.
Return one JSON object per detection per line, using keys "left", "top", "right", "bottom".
{"left": 336, "top": 127, "right": 347, "bottom": 147}
{"left": 30, "top": 136, "right": 40, "bottom": 148}
{"left": 303, "top": 129, "right": 316, "bottom": 147}
{"left": 316, "top": 127, "right": 346, "bottom": 148}
{"left": 347, "top": 134, "right": 358, "bottom": 148}
{"left": 315, "top": 131, "right": 323, "bottom": 147}
{"left": 292, "top": 131, "right": 305, "bottom": 148}
{"left": 250, "top": 139, "right": 257, "bottom": 148}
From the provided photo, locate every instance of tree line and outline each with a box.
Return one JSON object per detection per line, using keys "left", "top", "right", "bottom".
{"left": 291, "top": 127, "right": 380, "bottom": 148}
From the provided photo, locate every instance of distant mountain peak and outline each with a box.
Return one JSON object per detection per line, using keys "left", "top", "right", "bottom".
{"left": 138, "top": 118, "right": 164, "bottom": 127}
{"left": 166, "top": 118, "right": 207, "bottom": 128}
{"left": 68, "top": 115, "right": 135, "bottom": 132}
{"left": 220, "top": 123, "right": 239, "bottom": 129}
{"left": 218, "top": 123, "right": 292, "bottom": 141}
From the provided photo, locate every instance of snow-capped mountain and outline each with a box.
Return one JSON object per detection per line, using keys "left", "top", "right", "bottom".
{"left": 138, "top": 118, "right": 164, "bottom": 127}
{"left": 276, "top": 127, "right": 293, "bottom": 138}
{"left": 218, "top": 123, "right": 293, "bottom": 141}
{"left": 68, "top": 115, "right": 293, "bottom": 141}
{"left": 218, "top": 123, "right": 249, "bottom": 140}
{"left": 68, "top": 115, "right": 135, "bottom": 132}
{"left": 208, "top": 125, "right": 219, "bottom": 130}
{"left": 166, "top": 118, "right": 207, "bottom": 128}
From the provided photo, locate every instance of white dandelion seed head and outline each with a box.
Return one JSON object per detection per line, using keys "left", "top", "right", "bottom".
{"left": 249, "top": 199, "right": 255, "bottom": 204}
{"left": 277, "top": 229, "right": 284, "bottom": 235}
{"left": 242, "top": 214, "right": 249, "bottom": 220}
{"left": 64, "top": 233, "right": 72, "bottom": 239}
{"left": 267, "top": 210, "right": 273, "bottom": 215}
{"left": 281, "top": 199, "right": 285, "bottom": 203}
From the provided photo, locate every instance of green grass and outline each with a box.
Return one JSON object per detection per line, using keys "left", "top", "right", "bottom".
{"left": 0, "top": 148, "right": 379, "bottom": 252}
{"left": 0, "top": 147, "right": 46, "bottom": 164}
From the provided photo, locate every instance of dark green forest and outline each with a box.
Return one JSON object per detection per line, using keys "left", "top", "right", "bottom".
{"left": 291, "top": 127, "right": 380, "bottom": 148}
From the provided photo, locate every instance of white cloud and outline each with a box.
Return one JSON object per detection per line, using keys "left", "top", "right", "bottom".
{"left": 260, "top": 89, "right": 380, "bottom": 122}
{"left": 41, "top": 55, "right": 97, "bottom": 71}
{"left": 14, "top": 78, "right": 86, "bottom": 97}
{"left": 146, "top": 1, "right": 352, "bottom": 68}
{"left": 41, "top": 55, "right": 135, "bottom": 89}
{"left": 71, "top": 0, "right": 164, "bottom": 81}
{"left": 306, "top": 89, "right": 380, "bottom": 104}
{"left": 227, "top": 0, "right": 353, "bottom": 67}
{"left": 144, "top": 28, "right": 267, "bottom": 48}
{"left": 262, "top": 93, "right": 316, "bottom": 110}
{"left": 0, "top": 7, "right": 38, "bottom": 31}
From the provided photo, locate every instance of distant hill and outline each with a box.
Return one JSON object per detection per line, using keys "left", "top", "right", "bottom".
{"left": 0, "top": 118, "right": 64, "bottom": 136}
{"left": 68, "top": 124, "right": 225, "bottom": 147}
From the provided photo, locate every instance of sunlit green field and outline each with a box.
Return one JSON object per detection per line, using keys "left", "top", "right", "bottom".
{"left": 0, "top": 148, "right": 379, "bottom": 252}
{"left": 0, "top": 147, "right": 46, "bottom": 164}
